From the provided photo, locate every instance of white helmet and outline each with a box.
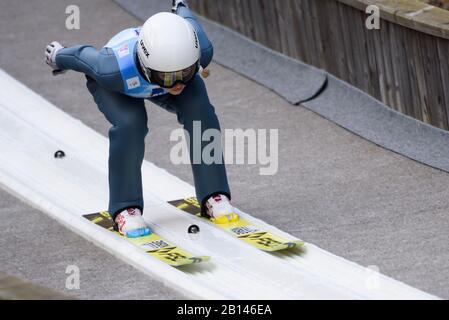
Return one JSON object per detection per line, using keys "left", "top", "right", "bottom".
{"left": 137, "top": 12, "right": 200, "bottom": 88}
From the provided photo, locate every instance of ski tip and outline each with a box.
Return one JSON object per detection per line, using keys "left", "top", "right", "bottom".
{"left": 292, "top": 240, "right": 306, "bottom": 247}
{"left": 283, "top": 240, "right": 306, "bottom": 250}
{"left": 199, "top": 255, "right": 211, "bottom": 262}
{"left": 171, "top": 255, "right": 211, "bottom": 267}
{"left": 262, "top": 240, "right": 306, "bottom": 252}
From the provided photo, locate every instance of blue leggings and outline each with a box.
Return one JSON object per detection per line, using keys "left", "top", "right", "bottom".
{"left": 86, "top": 75, "right": 231, "bottom": 218}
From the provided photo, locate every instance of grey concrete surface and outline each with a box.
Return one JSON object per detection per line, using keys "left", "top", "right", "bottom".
{"left": 1, "top": 0, "right": 449, "bottom": 299}
{"left": 303, "top": 75, "right": 449, "bottom": 173}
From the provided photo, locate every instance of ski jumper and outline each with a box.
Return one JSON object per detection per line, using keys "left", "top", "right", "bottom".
{"left": 55, "top": 7, "right": 231, "bottom": 219}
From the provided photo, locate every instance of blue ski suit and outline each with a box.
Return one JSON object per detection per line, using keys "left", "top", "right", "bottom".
{"left": 55, "top": 7, "right": 230, "bottom": 219}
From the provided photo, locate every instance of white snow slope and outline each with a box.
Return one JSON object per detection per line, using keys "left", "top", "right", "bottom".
{"left": 0, "top": 69, "right": 438, "bottom": 299}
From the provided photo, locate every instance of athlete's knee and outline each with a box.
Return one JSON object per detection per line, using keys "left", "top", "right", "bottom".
{"left": 184, "top": 93, "right": 216, "bottom": 119}
{"left": 201, "top": 104, "right": 219, "bottom": 127}
{"left": 181, "top": 102, "right": 219, "bottom": 135}
{"left": 114, "top": 111, "right": 149, "bottom": 140}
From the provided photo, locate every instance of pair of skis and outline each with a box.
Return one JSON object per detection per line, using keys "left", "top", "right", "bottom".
{"left": 84, "top": 197, "right": 304, "bottom": 267}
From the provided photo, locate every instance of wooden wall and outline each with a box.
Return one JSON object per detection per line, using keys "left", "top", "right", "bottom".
{"left": 190, "top": 0, "right": 449, "bottom": 130}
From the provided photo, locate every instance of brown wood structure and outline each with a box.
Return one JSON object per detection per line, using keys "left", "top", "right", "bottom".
{"left": 190, "top": 0, "right": 449, "bottom": 130}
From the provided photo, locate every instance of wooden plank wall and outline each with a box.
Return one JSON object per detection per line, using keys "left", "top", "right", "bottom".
{"left": 190, "top": 0, "right": 449, "bottom": 130}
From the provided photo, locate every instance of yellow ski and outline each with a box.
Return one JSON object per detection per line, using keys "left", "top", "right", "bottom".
{"left": 84, "top": 211, "right": 210, "bottom": 267}
{"left": 168, "top": 198, "right": 305, "bottom": 252}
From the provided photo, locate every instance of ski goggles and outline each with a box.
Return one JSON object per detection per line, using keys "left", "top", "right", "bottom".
{"left": 148, "top": 62, "right": 199, "bottom": 89}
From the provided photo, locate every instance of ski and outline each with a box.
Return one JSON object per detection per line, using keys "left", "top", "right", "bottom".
{"left": 83, "top": 211, "right": 210, "bottom": 267}
{"left": 168, "top": 198, "right": 305, "bottom": 252}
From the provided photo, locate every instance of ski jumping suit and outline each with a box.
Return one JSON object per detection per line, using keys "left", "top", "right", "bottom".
{"left": 54, "top": 7, "right": 231, "bottom": 219}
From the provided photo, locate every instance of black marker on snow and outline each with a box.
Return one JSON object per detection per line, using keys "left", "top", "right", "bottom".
{"left": 54, "top": 150, "right": 65, "bottom": 158}
{"left": 188, "top": 224, "right": 200, "bottom": 234}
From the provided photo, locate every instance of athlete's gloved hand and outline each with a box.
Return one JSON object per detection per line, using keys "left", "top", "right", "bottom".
{"left": 45, "top": 41, "right": 66, "bottom": 76}
{"left": 200, "top": 66, "right": 210, "bottom": 78}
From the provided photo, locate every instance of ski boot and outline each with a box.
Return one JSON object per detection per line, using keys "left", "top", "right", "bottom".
{"left": 204, "top": 194, "right": 239, "bottom": 224}
{"left": 114, "top": 208, "right": 151, "bottom": 238}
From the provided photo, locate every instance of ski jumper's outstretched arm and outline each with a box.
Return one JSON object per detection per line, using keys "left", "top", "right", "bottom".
{"left": 50, "top": 6, "right": 212, "bottom": 91}
{"left": 55, "top": 46, "right": 124, "bottom": 92}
